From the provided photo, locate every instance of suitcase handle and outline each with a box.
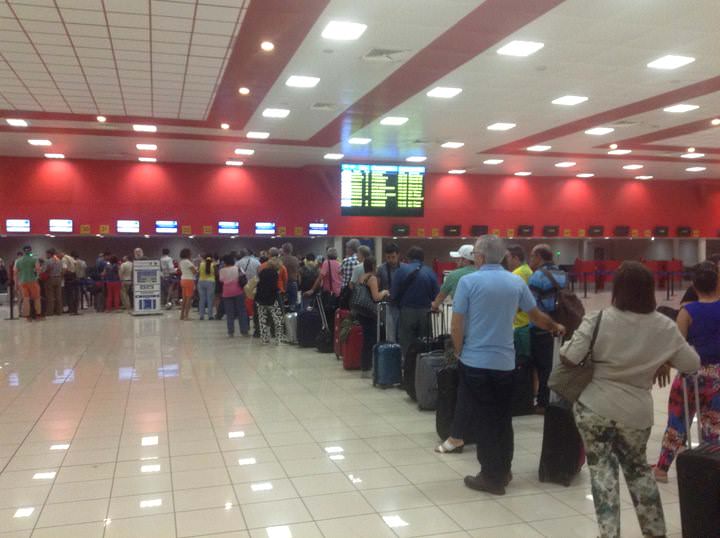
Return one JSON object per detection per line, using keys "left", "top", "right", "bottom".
{"left": 681, "top": 373, "right": 702, "bottom": 448}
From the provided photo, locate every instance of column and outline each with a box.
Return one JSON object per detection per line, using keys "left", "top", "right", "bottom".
{"left": 698, "top": 238, "right": 707, "bottom": 264}
{"left": 333, "top": 236, "right": 343, "bottom": 257}
{"left": 672, "top": 238, "right": 680, "bottom": 260}
{"left": 374, "top": 237, "right": 383, "bottom": 263}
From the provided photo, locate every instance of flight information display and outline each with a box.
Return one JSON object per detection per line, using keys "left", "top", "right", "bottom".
{"left": 341, "top": 163, "right": 425, "bottom": 217}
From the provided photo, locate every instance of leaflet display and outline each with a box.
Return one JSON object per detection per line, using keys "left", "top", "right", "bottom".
{"left": 132, "top": 259, "right": 162, "bottom": 315}
{"left": 255, "top": 222, "right": 275, "bottom": 235}
{"left": 6, "top": 219, "right": 30, "bottom": 232}
{"left": 218, "top": 221, "right": 239, "bottom": 234}
{"left": 117, "top": 220, "right": 140, "bottom": 233}
{"left": 309, "top": 223, "right": 328, "bottom": 236}
{"left": 49, "top": 219, "right": 73, "bottom": 233}
{"left": 341, "top": 163, "right": 425, "bottom": 217}
{"left": 155, "top": 220, "right": 177, "bottom": 234}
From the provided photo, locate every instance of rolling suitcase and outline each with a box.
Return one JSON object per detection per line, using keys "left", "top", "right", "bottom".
{"left": 511, "top": 356, "right": 535, "bottom": 416}
{"left": 435, "top": 363, "right": 479, "bottom": 444}
{"left": 415, "top": 350, "right": 446, "bottom": 411}
{"left": 342, "top": 323, "right": 363, "bottom": 370}
{"left": 538, "top": 337, "right": 585, "bottom": 486}
{"left": 298, "top": 306, "right": 322, "bottom": 348}
{"left": 373, "top": 303, "right": 402, "bottom": 387}
{"left": 677, "top": 373, "right": 720, "bottom": 538}
{"left": 284, "top": 312, "right": 298, "bottom": 344}
{"left": 315, "top": 295, "right": 334, "bottom": 353}
{"left": 334, "top": 309, "right": 351, "bottom": 359}
{"left": 404, "top": 310, "right": 446, "bottom": 400}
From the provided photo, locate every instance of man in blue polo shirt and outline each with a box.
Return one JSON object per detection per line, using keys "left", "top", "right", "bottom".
{"left": 452, "top": 235, "right": 564, "bottom": 495}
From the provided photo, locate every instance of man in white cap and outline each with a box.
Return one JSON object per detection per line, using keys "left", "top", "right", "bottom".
{"left": 431, "top": 244, "right": 477, "bottom": 312}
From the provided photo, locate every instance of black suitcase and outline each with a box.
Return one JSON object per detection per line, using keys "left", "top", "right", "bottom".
{"left": 404, "top": 311, "right": 446, "bottom": 400}
{"left": 435, "top": 363, "right": 478, "bottom": 444}
{"left": 314, "top": 295, "right": 335, "bottom": 353}
{"left": 511, "top": 358, "right": 535, "bottom": 416}
{"left": 298, "top": 308, "right": 322, "bottom": 348}
{"left": 677, "top": 374, "right": 720, "bottom": 537}
{"left": 538, "top": 403, "right": 585, "bottom": 486}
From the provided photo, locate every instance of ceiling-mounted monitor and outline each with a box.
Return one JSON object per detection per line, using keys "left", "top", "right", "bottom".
{"left": 49, "top": 219, "right": 73, "bottom": 233}
{"left": 677, "top": 226, "right": 692, "bottom": 237}
{"left": 614, "top": 226, "right": 630, "bottom": 237}
{"left": 309, "top": 223, "right": 328, "bottom": 236}
{"left": 6, "top": 219, "right": 30, "bottom": 232}
{"left": 117, "top": 220, "right": 139, "bottom": 233}
{"left": 341, "top": 163, "right": 425, "bottom": 217}
{"left": 444, "top": 225, "right": 461, "bottom": 237}
{"left": 255, "top": 222, "right": 276, "bottom": 235}
{"left": 517, "top": 225, "right": 534, "bottom": 237}
{"left": 155, "top": 220, "right": 178, "bottom": 234}
{"left": 653, "top": 226, "right": 669, "bottom": 237}
{"left": 391, "top": 224, "right": 409, "bottom": 237}
{"left": 470, "top": 225, "right": 489, "bottom": 237}
{"left": 218, "top": 221, "right": 239, "bottom": 235}
{"left": 588, "top": 225, "right": 604, "bottom": 237}
{"left": 543, "top": 225, "right": 559, "bottom": 237}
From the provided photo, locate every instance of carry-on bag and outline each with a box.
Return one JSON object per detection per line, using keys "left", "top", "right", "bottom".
{"left": 284, "top": 312, "right": 298, "bottom": 345}
{"left": 342, "top": 323, "right": 363, "bottom": 370}
{"left": 677, "top": 373, "right": 720, "bottom": 538}
{"left": 334, "top": 309, "right": 351, "bottom": 359}
{"left": 298, "top": 304, "right": 322, "bottom": 348}
{"left": 373, "top": 302, "right": 402, "bottom": 387}
{"left": 435, "top": 363, "right": 479, "bottom": 444}
{"left": 415, "top": 350, "right": 446, "bottom": 411}
{"left": 315, "top": 294, "right": 334, "bottom": 353}
{"left": 404, "top": 310, "right": 446, "bottom": 400}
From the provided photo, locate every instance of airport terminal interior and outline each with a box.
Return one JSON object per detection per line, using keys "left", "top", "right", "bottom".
{"left": 1, "top": 0, "right": 720, "bottom": 537}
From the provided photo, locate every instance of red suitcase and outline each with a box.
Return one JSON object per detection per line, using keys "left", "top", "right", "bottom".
{"left": 342, "top": 323, "right": 363, "bottom": 370}
{"left": 334, "top": 309, "right": 351, "bottom": 359}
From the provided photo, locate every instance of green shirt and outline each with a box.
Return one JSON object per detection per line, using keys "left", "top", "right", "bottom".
{"left": 15, "top": 254, "right": 38, "bottom": 284}
{"left": 440, "top": 265, "right": 476, "bottom": 298}
{"left": 512, "top": 263, "right": 533, "bottom": 328}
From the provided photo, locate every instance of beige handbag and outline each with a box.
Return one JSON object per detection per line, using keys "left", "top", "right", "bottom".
{"left": 548, "top": 311, "right": 602, "bottom": 402}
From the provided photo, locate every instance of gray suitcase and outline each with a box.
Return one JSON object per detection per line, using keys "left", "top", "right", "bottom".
{"left": 284, "top": 312, "right": 298, "bottom": 344}
{"left": 415, "top": 350, "right": 446, "bottom": 410}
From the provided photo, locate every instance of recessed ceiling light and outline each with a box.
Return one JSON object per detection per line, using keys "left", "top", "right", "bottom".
{"left": 483, "top": 159, "right": 504, "bottom": 165}
{"left": 663, "top": 103, "right": 699, "bottom": 113}
{"left": 687, "top": 147, "right": 696, "bottom": 153}
{"left": 6, "top": 118, "right": 28, "bottom": 127}
{"left": 321, "top": 20, "right": 367, "bottom": 41}
{"left": 448, "top": 169, "right": 466, "bottom": 175}
{"left": 623, "top": 164, "right": 643, "bottom": 170}
{"left": 247, "top": 131, "right": 269, "bottom": 139}
{"left": 487, "top": 122, "right": 516, "bottom": 131}
{"left": 406, "top": 156, "right": 427, "bottom": 163}
{"left": 555, "top": 161, "right": 576, "bottom": 168}
{"left": 225, "top": 160, "right": 244, "bottom": 166}
{"left": 234, "top": 148, "right": 255, "bottom": 156}
{"left": 647, "top": 55, "right": 695, "bottom": 70}
{"left": 44, "top": 153, "right": 64, "bottom": 159}
{"left": 136, "top": 143, "right": 157, "bottom": 151}
{"left": 380, "top": 116, "right": 408, "bottom": 126}
{"left": 441, "top": 141, "right": 464, "bottom": 149}
{"left": 682, "top": 152, "right": 705, "bottom": 159}
{"left": 585, "top": 127, "right": 614, "bottom": 136}
{"left": 552, "top": 95, "right": 588, "bottom": 106}
{"left": 238, "top": 87, "right": 250, "bottom": 95}
{"left": 608, "top": 149, "right": 632, "bottom": 155}
{"left": 286, "top": 75, "right": 320, "bottom": 88}
{"left": 28, "top": 139, "right": 51, "bottom": 146}
{"left": 324, "top": 153, "right": 344, "bottom": 160}
{"left": 576, "top": 173, "right": 595, "bottom": 178}
{"left": 527, "top": 145, "right": 551, "bottom": 152}
{"left": 426, "top": 86, "right": 463, "bottom": 99}
{"left": 712, "top": 118, "right": 720, "bottom": 126}
{"left": 635, "top": 175, "right": 654, "bottom": 180}
{"left": 514, "top": 171, "right": 532, "bottom": 176}
{"left": 260, "top": 41, "right": 274, "bottom": 52}
{"left": 133, "top": 124, "right": 157, "bottom": 133}
{"left": 348, "top": 137, "right": 371, "bottom": 145}
{"left": 220, "top": 123, "right": 230, "bottom": 130}
{"left": 262, "top": 108, "right": 290, "bottom": 119}
{"left": 686, "top": 166, "right": 707, "bottom": 172}
{"left": 497, "top": 40, "right": 544, "bottom": 57}
{"left": 138, "top": 157, "right": 156, "bottom": 163}
{"left": 13, "top": 507, "right": 35, "bottom": 518}
{"left": 96, "top": 115, "right": 106, "bottom": 123}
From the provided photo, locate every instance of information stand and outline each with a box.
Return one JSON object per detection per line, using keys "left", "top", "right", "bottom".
{"left": 132, "top": 260, "right": 162, "bottom": 316}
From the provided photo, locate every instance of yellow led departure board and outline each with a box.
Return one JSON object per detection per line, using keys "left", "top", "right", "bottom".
{"left": 340, "top": 163, "right": 425, "bottom": 216}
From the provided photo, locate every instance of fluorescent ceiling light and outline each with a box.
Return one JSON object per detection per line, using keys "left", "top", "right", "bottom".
{"left": 6, "top": 118, "right": 28, "bottom": 127}
{"left": 238, "top": 87, "right": 250, "bottom": 95}
{"left": 663, "top": 104, "right": 699, "bottom": 113}
{"left": 682, "top": 152, "right": 704, "bottom": 159}
{"left": 441, "top": 141, "right": 464, "bottom": 149}
{"left": 139, "top": 499, "right": 163, "bottom": 508}
{"left": 636, "top": 175, "right": 654, "bottom": 180}
{"left": 686, "top": 166, "right": 706, "bottom": 172}
{"left": 555, "top": 161, "right": 576, "bottom": 168}
{"left": 527, "top": 145, "right": 551, "bottom": 152}
{"left": 260, "top": 41, "right": 274, "bottom": 52}
{"left": 286, "top": 75, "right": 320, "bottom": 88}
{"left": 32, "top": 472, "right": 56, "bottom": 480}
{"left": 380, "top": 116, "right": 408, "bottom": 126}
{"left": 44, "top": 153, "right": 64, "bottom": 159}
{"left": 585, "top": 127, "right": 614, "bottom": 136}
{"left": 348, "top": 137, "right": 371, "bottom": 145}
{"left": 234, "top": 148, "right": 255, "bottom": 156}
{"left": 483, "top": 159, "right": 504, "bottom": 165}
{"left": 514, "top": 171, "right": 532, "bottom": 176}
{"left": 133, "top": 124, "right": 157, "bottom": 132}
{"left": 497, "top": 40, "right": 544, "bottom": 57}
{"left": 141, "top": 436, "right": 158, "bottom": 446}
{"left": 138, "top": 157, "right": 156, "bottom": 163}
{"left": 426, "top": 86, "right": 462, "bottom": 99}
{"left": 487, "top": 122, "right": 516, "bottom": 131}
{"left": 448, "top": 169, "right": 466, "bottom": 175}
{"left": 247, "top": 131, "right": 270, "bottom": 139}
{"left": 262, "top": 108, "right": 290, "bottom": 119}
{"left": 712, "top": 118, "right": 720, "bottom": 126}
{"left": 13, "top": 507, "right": 35, "bottom": 518}
{"left": 576, "top": 173, "right": 594, "bottom": 178}
{"left": 406, "top": 156, "right": 427, "bottom": 163}
{"left": 96, "top": 115, "right": 106, "bottom": 123}
{"left": 220, "top": 123, "right": 230, "bottom": 130}
{"left": 225, "top": 160, "right": 244, "bottom": 166}
{"left": 552, "top": 95, "right": 588, "bottom": 106}
{"left": 136, "top": 143, "right": 157, "bottom": 151}
{"left": 609, "top": 143, "right": 618, "bottom": 150}
{"left": 383, "top": 515, "right": 410, "bottom": 528}
{"left": 324, "top": 153, "right": 344, "bottom": 160}
{"left": 608, "top": 149, "right": 631, "bottom": 155}
{"left": 622, "top": 164, "right": 643, "bottom": 170}
{"left": 50, "top": 444, "right": 70, "bottom": 450}
{"left": 321, "top": 20, "right": 367, "bottom": 41}
{"left": 28, "top": 139, "right": 51, "bottom": 146}
{"left": 647, "top": 55, "right": 695, "bottom": 70}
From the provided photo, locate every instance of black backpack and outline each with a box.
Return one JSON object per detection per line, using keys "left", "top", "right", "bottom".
{"left": 255, "top": 266, "right": 279, "bottom": 305}
{"left": 299, "top": 264, "right": 318, "bottom": 292}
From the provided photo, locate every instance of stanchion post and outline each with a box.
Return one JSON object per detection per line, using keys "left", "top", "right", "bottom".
{"left": 583, "top": 272, "right": 588, "bottom": 299}
{"left": 6, "top": 277, "right": 16, "bottom": 320}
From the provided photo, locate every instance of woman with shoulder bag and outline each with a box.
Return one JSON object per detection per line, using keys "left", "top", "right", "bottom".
{"left": 353, "top": 257, "right": 389, "bottom": 378}
{"left": 559, "top": 262, "right": 699, "bottom": 538}
{"left": 218, "top": 254, "right": 249, "bottom": 337}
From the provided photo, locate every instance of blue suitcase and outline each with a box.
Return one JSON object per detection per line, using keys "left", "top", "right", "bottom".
{"left": 372, "top": 303, "right": 402, "bottom": 387}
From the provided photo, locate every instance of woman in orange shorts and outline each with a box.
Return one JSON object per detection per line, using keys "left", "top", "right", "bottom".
{"left": 178, "top": 248, "right": 197, "bottom": 320}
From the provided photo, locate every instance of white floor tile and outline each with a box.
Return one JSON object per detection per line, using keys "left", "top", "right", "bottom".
{"left": 176, "top": 506, "right": 246, "bottom": 537}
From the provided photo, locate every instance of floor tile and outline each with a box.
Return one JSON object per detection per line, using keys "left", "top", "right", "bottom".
{"left": 440, "top": 499, "right": 522, "bottom": 530}
{"left": 468, "top": 523, "right": 544, "bottom": 538}
{"left": 241, "top": 498, "right": 312, "bottom": 529}
{"left": 30, "top": 522, "right": 105, "bottom": 538}
{"left": 303, "top": 491, "right": 374, "bottom": 520}
{"left": 108, "top": 491, "right": 174, "bottom": 519}
{"left": 529, "top": 515, "right": 600, "bottom": 537}
{"left": 248, "top": 522, "right": 323, "bottom": 538}
{"left": 35, "top": 498, "right": 109, "bottom": 528}
{"left": 315, "top": 514, "right": 397, "bottom": 538}
{"left": 498, "top": 493, "right": 578, "bottom": 522}
{"left": 397, "top": 462, "right": 463, "bottom": 485}
{"left": 104, "top": 513, "right": 175, "bottom": 538}
{"left": 361, "top": 485, "right": 433, "bottom": 512}
{"left": 380, "top": 506, "right": 462, "bottom": 537}
{"left": 176, "top": 506, "right": 246, "bottom": 537}
{"left": 47, "top": 479, "right": 113, "bottom": 503}
{"left": 290, "top": 472, "right": 354, "bottom": 496}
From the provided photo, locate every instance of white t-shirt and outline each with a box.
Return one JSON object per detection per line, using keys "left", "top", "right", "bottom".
{"left": 179, "top": 259, "right": 195, "bottom": 280}
{"left": 119, "top": 261, "right": 133, "bottom": 282}
{"left": 160, "top": 255, "right": 174, "bottom": 277}
{"left": 561, "top": 306, "right": 699, "bottom": 429}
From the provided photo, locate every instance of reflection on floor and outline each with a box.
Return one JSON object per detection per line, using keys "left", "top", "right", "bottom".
{"left": 0, "top": 290, "right": 685, "bottom": 537}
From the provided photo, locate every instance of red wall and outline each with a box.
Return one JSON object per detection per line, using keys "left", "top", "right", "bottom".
{"left": 0, "top": 157, "right": 715, "bottom": 237}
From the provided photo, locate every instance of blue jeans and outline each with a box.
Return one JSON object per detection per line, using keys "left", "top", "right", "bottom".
{"left": 224, "top": 295, "right": 249, "bottom": 336}
{"left": 286, "top": 280, "right": 299, "bottom": 312}
{"left": 197, "top": 280, "right": 215, "bottom": 319}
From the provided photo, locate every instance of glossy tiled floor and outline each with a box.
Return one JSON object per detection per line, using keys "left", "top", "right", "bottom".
{"left": 0, "top": 290, "right": 685, "bottom": 538}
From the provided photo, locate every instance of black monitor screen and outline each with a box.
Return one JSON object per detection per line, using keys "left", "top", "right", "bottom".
{"left": 340, "top": 163, "right": 424, "bottom": 217}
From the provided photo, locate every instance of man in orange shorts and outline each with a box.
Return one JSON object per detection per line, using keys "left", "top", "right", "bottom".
{"left": 14, "top": 245, "right": 42, "bottom": 320}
